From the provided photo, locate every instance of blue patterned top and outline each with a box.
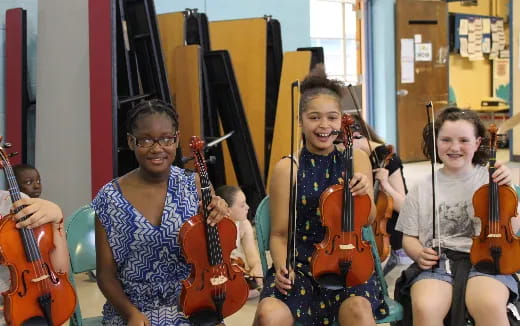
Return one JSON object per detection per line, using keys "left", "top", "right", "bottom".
{"left": 91, "top": 166, "right": 199, "bottom": 325}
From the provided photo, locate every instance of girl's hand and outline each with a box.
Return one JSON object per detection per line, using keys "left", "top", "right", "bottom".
{"left": 127, "top": 310, "right": 150, "bottom": 326}
{"left": 274, "top": 265, "right": 293, "bottom": 295}
{"left": 373, "top": 168, "right": 390, "bottom": 190}
{"left": 11, "top": 198, "right": 63, "bottom": 229}
{"left": 205, "top": 196, "right": 230, "bottom": 226}
{"left": 416, "top": 247, "right": 440, "bottom": 270}
{"left": 349, "top": 172, "right": 370, "bottom": 196}
{"left": 492, "top": 162, "right": 512, "bottom": 186}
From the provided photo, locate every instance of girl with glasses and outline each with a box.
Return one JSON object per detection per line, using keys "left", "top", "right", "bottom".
{"left": 92, "top": 99, "right": 229, "bottom": 326}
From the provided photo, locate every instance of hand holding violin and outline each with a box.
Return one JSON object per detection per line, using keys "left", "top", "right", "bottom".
{"left": 373, "top": 168, "right": 390, "bottom": 191}
{"left": 416, "top": 247, "right": 440, "bottom": 270}
{"left": 492, "top": 161, "right": 512, "bottom": 185}
{"left": 11, "top": 198, "right": 63, "bottom": 229}
{"left": 201, "top": 195, "right": 230, "bottom": 226}
{"left": 349, "top": 172, "right": 370, "bottom": 196}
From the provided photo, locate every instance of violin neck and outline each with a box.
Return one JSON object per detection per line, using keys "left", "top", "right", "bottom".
{"left": 488, "top": 148, "right": 499, "bottom": 222}
{"left": 200, "top": 174, "right": 224, "bottom": 267}
{"left": 3, "top": 162, "right": 23, "bottom": 212}
{"left": 342, "top": 146, "right": 354, "bottom": 232}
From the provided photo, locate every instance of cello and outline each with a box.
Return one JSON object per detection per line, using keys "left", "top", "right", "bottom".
{"left": 470, "top": 124, "right": 520, "bottom": 275}
{"left": 0, "top": 139, "right": 76, "bottom": 325}
{"left": 311, "top": 114, "right": 374, "bottom": 290}
{"left": 179, "top": 136, "right": 248, "bottom": 325}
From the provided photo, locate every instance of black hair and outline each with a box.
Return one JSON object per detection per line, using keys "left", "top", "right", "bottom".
{"left": 126, "top": 99, "right": 179, "bottom": 134}
{"left": 422, "top": 106, "right": 489, "bottom": 165}
{"left": 350, "top": 114, "right": 385, "bottom": 144}
{"left": 299, "top": 64, "right": 344, "bottom": 116}
{"left": 13, "top": 164, "right": 38, "bottom": 179}
{"left": 215, "top": 185, "right": 242, "bottom": 207}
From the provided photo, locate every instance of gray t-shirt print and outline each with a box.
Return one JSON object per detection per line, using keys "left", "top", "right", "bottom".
{"left": 396, "top": 165, "right": 487, "bottom": 253}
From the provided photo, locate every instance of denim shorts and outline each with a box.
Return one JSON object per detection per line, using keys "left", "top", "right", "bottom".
{"left": 412, "top": 258, "right": 519, "bottom": 301}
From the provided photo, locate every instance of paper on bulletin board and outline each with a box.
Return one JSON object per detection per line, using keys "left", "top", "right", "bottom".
{"left": 460, "top": 37, "right": 468, "bottom": 57}
{"left": 401, "top": 38, "right": 414, "bottom": 84}
{"left": 482, "top": 18, "right": 491, "bottom": 34}
{"left": 415, "top": 43, "right": 432, "bottom": 61}
{"left": 459, "top": 19, "right": 468, "bottom": 36}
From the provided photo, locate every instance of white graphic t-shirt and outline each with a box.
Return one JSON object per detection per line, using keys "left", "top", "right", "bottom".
{"left": 396, "top": 165, "right": 489, "bottom": 253}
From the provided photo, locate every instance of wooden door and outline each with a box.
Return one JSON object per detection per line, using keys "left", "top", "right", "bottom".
{"left": 396, "top": 0, "right": 448, "bottom": 162}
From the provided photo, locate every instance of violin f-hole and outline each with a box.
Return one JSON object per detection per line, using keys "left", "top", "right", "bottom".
{"left": 43, "top": 262, "right": 59, "bottom": 285}
{"left": 196, "top": 268, "right": 210, "bottom": 291}
{"left": 17, "top": 269, "right": 29, "bottom": 297}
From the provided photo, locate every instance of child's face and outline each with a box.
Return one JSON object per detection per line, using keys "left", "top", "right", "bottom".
{"left": 300, "top": 95, "right": 342, "bottom": 155}
{"left": 127, "top": 112, "right": 178, "bottom": 176}
{"left": 437, "top": 120, "right": 481, "bottom": 174}
{"left": 17, "top": 169, "right": 42, "bottom": 198}
{"left": 230, "top": 191, "right": 249, "bottom": 221}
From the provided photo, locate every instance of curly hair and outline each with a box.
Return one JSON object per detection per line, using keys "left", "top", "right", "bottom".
{"left": 126, "top": 99, "right": 179, "bottom": 134}
{"left": 422, "top": 106, "right": 489, "bottom": 165}
{"left": 299, "top": 64, "right": 344, "bottom": 116}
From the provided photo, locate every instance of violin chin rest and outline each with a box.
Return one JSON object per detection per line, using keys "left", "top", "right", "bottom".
{"left": 188, "top": 309, "right": 222, "bottom": 326}
{"left": 314, "top": 273, "right": 346, "bottom": 291}
{"left": 20, "top": 316, "right": 48, "bottom": 326}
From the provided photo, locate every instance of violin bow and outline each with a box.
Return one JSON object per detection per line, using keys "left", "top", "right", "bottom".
{"left": 425, "top": 101, "right": 441, "bottom": 269}
{"left": 286, "top": 80, "right": 301, "bottom": 283}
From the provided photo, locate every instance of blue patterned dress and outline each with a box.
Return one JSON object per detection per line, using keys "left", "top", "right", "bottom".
{"left": 260, "top": 147, "right": 388, "bottom": 325}
{"left": 91, "top": 166, "right": 199, "bottom": 325}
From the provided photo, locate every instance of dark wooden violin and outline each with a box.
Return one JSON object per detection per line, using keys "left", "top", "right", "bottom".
{"left": 179, "top": 136, "right": 248, "bottom": 325}
{"left": 470, "top": 124, "right": 520, "bottom": 275}
{"left": 372, "top": 145, "right": 394, "bottom": 262}
{"left": 0, "top": 138, "right": 76, "bottom": 325}
{"left": 311, "top": 114, "right": 374, "bottom": 290}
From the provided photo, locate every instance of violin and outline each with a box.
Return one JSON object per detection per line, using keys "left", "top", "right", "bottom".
{"left": 179, "top": 136, "right": 248, "bottom": 325}
{"left": 470, "top": 124, "right": 520, "bottom": 275}
{"left": 0, "top": 139, "right": 76, "bottom": 325}
{"left": 311, "top": 114, "right": 374, "bottom": 290}
{"left": 371, "top": 145, "right": 394, "bottom": 262}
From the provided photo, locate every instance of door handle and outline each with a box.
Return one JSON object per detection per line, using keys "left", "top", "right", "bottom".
{"left": 397, "top": 89, "right": 408, "bottom": 96}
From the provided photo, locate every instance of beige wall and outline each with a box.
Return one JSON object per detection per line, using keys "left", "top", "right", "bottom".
{"left": 36, "top": 0, "right": 92, "bottom": 217}
{"left": 448, "top": 0, "right": 508, "bottom": 110}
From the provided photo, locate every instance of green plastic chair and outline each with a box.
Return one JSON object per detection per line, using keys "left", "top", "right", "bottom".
{"left": 255, "top": 196, "right": 404, "bottom": 325}
{"left": 65, "top": 205, "right": 103, "bottom": 326}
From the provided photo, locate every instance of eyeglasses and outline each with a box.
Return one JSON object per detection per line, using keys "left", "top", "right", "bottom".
{"left": 128, "top": 132, "right": 178, "bottom": 148}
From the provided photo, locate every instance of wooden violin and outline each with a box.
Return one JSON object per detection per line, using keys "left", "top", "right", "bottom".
{"left": 470, "top": 124, "right": 520, "bottom": 275}
{"left": 179, "top": 136, "right": 248, "bottom": 325}
{"left": 371, "top": 145, "right": 394, "bottom": 262}
{"left": 0, "top": 138, "right": 76, "bottom": 325}
{"left": 311, "top": 114, "right": 374, "bottom": 290}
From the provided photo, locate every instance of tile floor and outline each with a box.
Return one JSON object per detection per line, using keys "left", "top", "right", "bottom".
{"left": 75, "top": 149, "right": 520, "bottom": 325}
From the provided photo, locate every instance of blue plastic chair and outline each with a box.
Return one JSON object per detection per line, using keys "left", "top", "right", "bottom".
{"left": 65, "top": 205, "right": 103, "bottom": 326}
{"left": 255, "top": 196, "right": 403, "bottom": 325}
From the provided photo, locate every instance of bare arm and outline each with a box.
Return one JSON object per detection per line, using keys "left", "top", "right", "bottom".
{"left": 239, "top": 220, "right": 263, "bottom": 286}
{"left": 402, "top": 234, "right": 439, "bottom": 270}
{"left": 353, "top": 149, "right": 376, "bottom": 223}
{"left": 268, "top": 158, "right": 294, "bottom": 294}
{"left": 376, "top": 168, "right": 407, "bottom": 212}
{"left": 95, "top": 216, "right": 150, "bottom": 325}
{"left": 50, "top": 219, "right": 70, "bottom": 273}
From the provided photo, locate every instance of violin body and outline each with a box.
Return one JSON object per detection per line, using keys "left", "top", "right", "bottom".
{"left": 471, "top": 184, "right": 520, "bottom": 275}
{"left": 372, "top": 191, "right": 393, "bottom": 261}
{"left": 179, "top": 214, "right": 248, "bottom": 321}
{"left": 311, "top": 184, "right": 374, "bottom": 288}
{"left": 0, "top": 215, "right": 76, "bottom": 326}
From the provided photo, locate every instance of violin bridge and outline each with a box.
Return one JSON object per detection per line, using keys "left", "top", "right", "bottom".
{"left": 487, "top": 233, "right": 502, "bottom": 238}
{"left": 339, "top": 244, "right": 355, "bottom": 250}
{"left": 210, "top": 275, "right": 228, "bottom": 286}
{"left": 31, "top": 274, "right": 50, "bottom": 283}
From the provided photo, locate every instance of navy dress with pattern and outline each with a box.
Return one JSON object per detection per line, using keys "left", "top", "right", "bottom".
{"left": 91, "top": 166, "right": 199, "bottom": 325}
{"left": 260, "top": 147, "right": 388, "bottom": 325}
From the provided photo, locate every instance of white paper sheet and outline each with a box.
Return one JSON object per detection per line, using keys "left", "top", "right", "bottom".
{"left": 459, "top": 19, "right": 468, "bottom": 36}
{"left": 401, "top": 38, "right": 414, "bottom": 84}
{"left": 415, "top": 43, "right": 432, "bottom": 61}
